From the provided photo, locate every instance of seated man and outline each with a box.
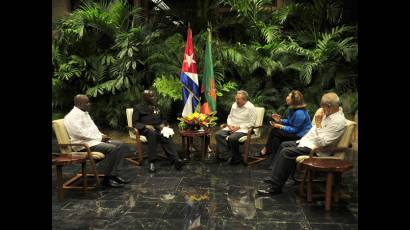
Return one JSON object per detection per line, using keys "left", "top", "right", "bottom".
{"left": 64, "top": 94, "right": 134, "bottom": 188}
{"left": 215, "top": 90, "right": 257, "bottom": 165}
{"left": 132, "top": 90, "right": 183, "bottom": 173}
{"left": 257, "top": 92, "right": 347, "bottom": 196}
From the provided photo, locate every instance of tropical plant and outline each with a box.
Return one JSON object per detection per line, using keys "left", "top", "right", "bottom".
{"left": 52, "top": 0, "right": 160, "bottom": 128}
{"left": 52, "top": 0, "right": 357, "bottom": 128}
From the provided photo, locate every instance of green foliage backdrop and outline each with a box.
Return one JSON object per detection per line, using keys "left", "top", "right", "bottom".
{"left": 52, "top": 0, "right": 357, "bottom": 129}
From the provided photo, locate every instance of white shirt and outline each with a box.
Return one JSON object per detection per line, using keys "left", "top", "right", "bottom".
{"left": 224, "top": 101, "right": 257, "bottom": 133}
{"left": 64, "top": 106, "right": 104, "bottom": 151}
{"left": 298, "top": 108, "right": 346, "bottom": 150}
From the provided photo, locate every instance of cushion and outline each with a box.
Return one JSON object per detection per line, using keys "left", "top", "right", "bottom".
{"left": 69, "top": 151, "right": 105, "bottom": 160}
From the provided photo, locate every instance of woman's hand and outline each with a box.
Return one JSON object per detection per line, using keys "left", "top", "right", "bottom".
{"left": 271, "top": 114, "right": 281, "bottom": 123}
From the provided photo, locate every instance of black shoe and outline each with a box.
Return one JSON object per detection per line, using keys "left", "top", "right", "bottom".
{"left": 257, "top": 187, "right": 282, "bottom": 196}
{"left": 263, "top": 177, "right": 274, "bottom": 184}
{"left": 229, "top": 159, "right": 241, "bottom": 165}
{"left": 102, "top": 177, "right": 124, "bottom": 188}
{"left": 149, "top": 162, "right": 156, "bottom": 173}
{"left": 217, "top": 156, "right": 228, "bottom": 162}
{"left": 111, "top": 176, "right": 130, "bottom": 184}
{"left": 173, "top": 159, "right": 183, "bottom": 171}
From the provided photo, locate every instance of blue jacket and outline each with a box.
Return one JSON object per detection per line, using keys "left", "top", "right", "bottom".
{"left": 281, "top": 108, "right": 312, "bottom": 137}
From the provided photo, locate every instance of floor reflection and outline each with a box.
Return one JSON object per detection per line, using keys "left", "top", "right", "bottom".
{"left": 52, "top": 145, "right": 358, "bottom": 230}
{"left": 226, "top": 186, "right": 256, "bottom": 220}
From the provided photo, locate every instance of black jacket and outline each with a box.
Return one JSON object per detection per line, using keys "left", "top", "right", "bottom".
{"left": 132, "top": 103, "right": 168, "bottom": 131}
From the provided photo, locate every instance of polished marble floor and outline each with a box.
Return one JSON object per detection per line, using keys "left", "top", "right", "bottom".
{"left": 52, "top": 144, "right": 358, "bottom": 230}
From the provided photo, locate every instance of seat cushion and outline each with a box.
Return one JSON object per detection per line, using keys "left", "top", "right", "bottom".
{"left": 69, "top": 151, "right": 105, "bottom": 160}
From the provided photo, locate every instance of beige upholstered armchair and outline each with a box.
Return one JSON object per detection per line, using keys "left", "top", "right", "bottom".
{"left": 125, "top": 108, "right": 148, "bottom": 165}
{"left": 239, "top": 107, "right": 266, "bottom": 165}
{"left": 52, "top": 119, "right": 105, "bottom": 201}
{"left": 296, "top": 119, "right": 357, "bottom": 164}
{"left": 296, "top": 119, "right": 357, "bottom": 211}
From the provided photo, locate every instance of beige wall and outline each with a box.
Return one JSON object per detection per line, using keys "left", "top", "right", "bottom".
{"left": 52, "top": 0, "right": 71, "bottom": 22}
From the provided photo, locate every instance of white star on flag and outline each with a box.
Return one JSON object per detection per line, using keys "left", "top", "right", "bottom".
{"left": 184, "top": 53, "right": 196, "bottom": 67}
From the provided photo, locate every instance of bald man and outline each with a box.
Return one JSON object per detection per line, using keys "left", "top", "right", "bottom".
{"left": 64, "top": 94, "right": 134, "bottom": 188}
{"left": 257, "top": 92, "right": 347, "bottom": 196}
{"left": 132, "top": 90, "right": 183, "bottom": 173}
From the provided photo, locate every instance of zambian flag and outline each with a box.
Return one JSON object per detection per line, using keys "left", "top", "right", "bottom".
{"left": 200, "top": 28, "right": 217, "bottom": 115}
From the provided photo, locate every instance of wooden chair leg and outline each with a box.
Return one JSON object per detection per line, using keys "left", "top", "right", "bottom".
{"left": 135, "top": 141, "right": 143, "bottom": 163}
{"left": 325, "top": 172, "right": 334, "bottom": 211}
{"left": 82, "top": 162, "right": 87, "bottom": 192}
{"left": 56, "top": 165, "right": 64, "bottom": 202}
{"left": 88, "top": 159, "right": 100, "bottom": 186}
{"left": 242, "top": 141, "right": 250, "bottom": 164}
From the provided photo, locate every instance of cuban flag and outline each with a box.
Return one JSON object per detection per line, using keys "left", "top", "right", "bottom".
{"left": 180, "top": 27, "right": 200, "bottom": 117}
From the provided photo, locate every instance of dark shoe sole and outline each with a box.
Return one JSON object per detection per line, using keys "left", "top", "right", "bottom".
{"left": 263, "top": 179, "right": 274, "bottom": 184}
{"left": 256, "top": 189, "right": 282, "bottom": 196}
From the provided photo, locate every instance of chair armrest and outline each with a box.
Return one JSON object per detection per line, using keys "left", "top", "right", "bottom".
{"left": 127, "top": 126, "right": 140, "bottom": 134}
{"left": 309, "top": 146, "right": 349, "bottom": 157}
{"left": 127, "top": 126, "right": 142, "bottom": 143}
{"left": 247, "top": 125, "right": 263, "bottom": 135}
{"left": 58, "top": 143, "right": 92, "bottom": 158}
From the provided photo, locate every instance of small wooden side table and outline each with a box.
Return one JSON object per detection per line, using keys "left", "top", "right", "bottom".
{"left": 300, "top": 158, "right": 353, "bottom": 211}
{"left": 179, "top": 129, "right": 211, "bottom": 161}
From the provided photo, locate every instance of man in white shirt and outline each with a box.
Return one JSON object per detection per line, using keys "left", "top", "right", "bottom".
{"left": 64, "top": 94, "right": 134, "bottom": 188}
{"left": 257, "top": 92, "right": 347, "bottom": 196}
{"left": 215, "top": 90, "right": 257, "bottom": 165}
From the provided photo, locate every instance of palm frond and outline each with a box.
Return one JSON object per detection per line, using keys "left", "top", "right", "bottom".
{"left": 272, "top": 3, "right": 301, "bottom": 25}
{"left": 260, "top": 24, "right": 281, "bottom": 43}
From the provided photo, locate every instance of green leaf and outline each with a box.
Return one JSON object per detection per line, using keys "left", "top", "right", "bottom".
{"left": 119, "top": 49, "right": 127, "bottom": 59}
{"left": 128, "top": 48, "right": 133, "bottom": 57}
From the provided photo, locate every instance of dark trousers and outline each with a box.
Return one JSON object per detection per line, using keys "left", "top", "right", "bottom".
{"left": 90, "top": 140, "right": 134, "bottom": 177}
{"left": 269, "top": 141, "right": 311, "bottom": 190}
{"left": 141, "top": 129, "right": 179, "bottom": 162}
{"left": 265, "top": 128, "right": 300, "bottom": 164}
{"left": 215, "top": 129, "right": 246, "bottom": 162}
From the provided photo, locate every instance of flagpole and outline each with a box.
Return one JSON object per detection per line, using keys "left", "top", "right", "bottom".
{"left": 182, "top": 84, "right": 200, "bottom": 102}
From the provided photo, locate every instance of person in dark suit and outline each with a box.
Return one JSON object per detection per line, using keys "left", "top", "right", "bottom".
{"left": 132, "top": 90, "right": 183, "bottom": 172}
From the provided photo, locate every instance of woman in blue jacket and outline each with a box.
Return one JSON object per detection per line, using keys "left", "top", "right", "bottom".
{"left": 255, "top": 90, "right": 312, "bottom": 159}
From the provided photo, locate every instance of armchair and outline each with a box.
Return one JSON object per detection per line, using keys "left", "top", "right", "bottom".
{"left": 52, "top": 119, "right": 105, "bottom": 201}
{"left": 296, "top": 119, "right": 357, "bottom": 211}
{"left": 125, "top": 108, "right": 148, "bottom": 165}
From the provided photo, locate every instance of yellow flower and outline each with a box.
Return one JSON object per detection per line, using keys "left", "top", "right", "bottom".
{"left": 187, "top": 113, "right": 195, "bottom": 120}
{"left": 199, "top": 114, "right": 207, "bottom": 121}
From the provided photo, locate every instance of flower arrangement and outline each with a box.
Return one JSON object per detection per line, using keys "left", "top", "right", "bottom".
{"left": 178, "top": 112, "right": 218, "bottom": 130}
